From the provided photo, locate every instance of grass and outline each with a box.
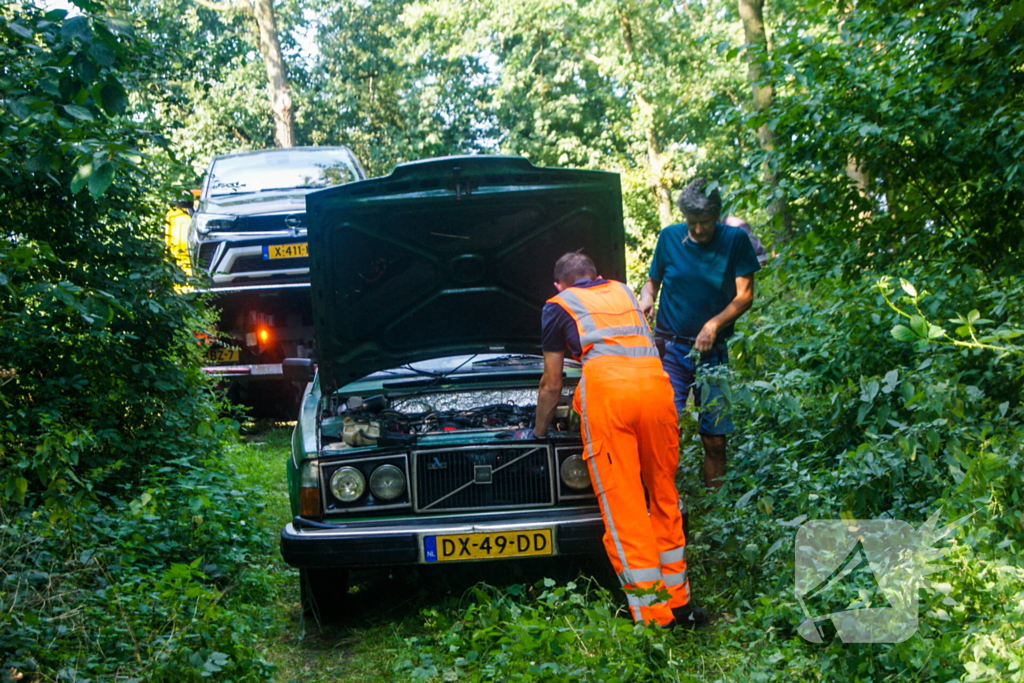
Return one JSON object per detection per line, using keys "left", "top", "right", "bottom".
{"left": 226, "top": 422, "right": 436, "bottom": 682}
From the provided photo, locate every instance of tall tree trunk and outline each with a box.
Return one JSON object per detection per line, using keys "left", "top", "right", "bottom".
{"left": 252, "top": 0, "right": 294, "bottom": 148}
{"left": 618, "top": 9, "right": 674, "bottom": 228}
{"left": 194, "top": 0, "right": 296, "bottom": 148}
{"left": 738, "top": 0, "right": 791, "bottom": 241}
{"left": 638, "top": 95, "right": 675, "bottom": 228}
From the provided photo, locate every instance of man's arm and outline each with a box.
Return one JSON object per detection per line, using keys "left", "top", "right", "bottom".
{"left": 694, "top": 274, "right": 755, "bottom": 352}
{"left": 533, "top": 351, "right": 565, "bottom": 435}
{"left": 639, "top": 277, "right": 660, "bottom": 320}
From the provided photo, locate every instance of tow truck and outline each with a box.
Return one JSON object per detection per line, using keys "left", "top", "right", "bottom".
{"left": 183, "top": 146, "right": 365, "bottom": 416}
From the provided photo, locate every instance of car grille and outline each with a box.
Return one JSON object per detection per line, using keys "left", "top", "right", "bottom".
{"left": 230, "top": 254, "right": 308, "bottom": 273}
{"left": 197, "top": 242, "right": 219, "bottom": 272}
{"left": 413, "top": 445, "right": 554, "bottom": 512}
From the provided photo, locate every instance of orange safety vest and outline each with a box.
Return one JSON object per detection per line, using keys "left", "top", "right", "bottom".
{"left": 547, "top": 280, "right": 658, "bottom": 365}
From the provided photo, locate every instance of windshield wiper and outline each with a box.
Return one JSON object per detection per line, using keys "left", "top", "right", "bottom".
{"left": 472, "top": 354, "right": 543, "bottom": 367}
{"left": 395, "top": 364, "right": 443, "bottom": 378}
{"left": 256, "top": 185, "right": 323, "bottom": 193}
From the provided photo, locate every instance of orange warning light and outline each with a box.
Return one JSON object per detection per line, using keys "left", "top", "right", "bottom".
{"left": 259, "top": 328, "right": 269, "bottom": 342}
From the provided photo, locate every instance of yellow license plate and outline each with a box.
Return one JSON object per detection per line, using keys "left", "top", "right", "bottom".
{"left": 207, "top": 348, "right": 239, "bottom": 363}
{"left": 263, "top": 243, "right": 307, "bottom": 259}
{"left": 423, "top": 529, "right": 553, "bottom": 563}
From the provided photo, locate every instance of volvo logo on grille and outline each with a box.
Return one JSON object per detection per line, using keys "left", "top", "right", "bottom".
{"left": 473, "top": 465, "right": 493, "bottom": 484}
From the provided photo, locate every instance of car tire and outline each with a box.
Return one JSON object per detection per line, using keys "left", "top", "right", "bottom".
{"left": 300, "top": 567, "right": 349, "bottom": 623}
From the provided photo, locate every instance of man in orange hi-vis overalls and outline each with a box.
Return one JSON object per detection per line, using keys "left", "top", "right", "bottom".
{"left": 526, "top": 251, "right": 708, "bottom": 629}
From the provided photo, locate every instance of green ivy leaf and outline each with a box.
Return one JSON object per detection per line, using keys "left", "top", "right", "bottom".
{"left": 910, "top": 315, "right": 928, "bottom": 338}
{"left": 88, "top": 41, "right": 116, "bottom": 68}
{"left": 87, "top": 162, "right": 115, "bottom": 198}
{"left": 102, "top": 16, "right": 135, "bottom": 40}
{"left": 83, "top": 296, "right": 113, "bottom": 325}
{"left": 99, "top": 80, "right": 127, "bottom": 116}
{"left": 14, "top": 476, "right": 28, "bottom": 503}
{"left": 24, "top": 154, "right": 49, "bottom": 172}
{"left": 900, "top": 279, "right": 918, "bottom": 298}
{"left": 40, "top": 77, "right": 60, "bottom": 97}
{"left": 63, "top": 104, "right": 94, "bottom": 121}
{"left": 8, "top": 99, "right": 30, "bottom": 120}
{"left": 70, "top": 162, "right": 92, "bottom": 195}
{"left": 927, "top": 324, "right": 946, "bottom": 340}
{"left": 735, "top": 488, "right": 757, "bottom": 509}
{"left": 866, "top": 380, "right": 880, "bottom": 402}
{"left": 8, "top": 22, "right": 34, "bottom": 39}
{"left": 61, "top": 15, "right": 92, "bottom": 44}
{"left": 891, "top": 325, "right": 915, "bottom": 342}
{"left": 882, "top": 369, "right": 899, "bottom": 393}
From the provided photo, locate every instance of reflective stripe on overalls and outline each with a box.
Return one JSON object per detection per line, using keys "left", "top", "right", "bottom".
{"left": 548, "top": 281, "right": 690, "bottom": 625}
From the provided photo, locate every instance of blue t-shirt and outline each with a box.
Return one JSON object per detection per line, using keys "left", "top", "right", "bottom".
{"left": 648, "top": 222, "right": 760, "bottom": 340}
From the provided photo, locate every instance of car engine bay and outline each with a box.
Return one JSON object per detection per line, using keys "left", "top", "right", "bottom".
{"left": 320, "top": 388, "right": 577, "bottom": 449}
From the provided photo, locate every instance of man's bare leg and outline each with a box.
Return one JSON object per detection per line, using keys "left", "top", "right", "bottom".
{"left": 701, "top": 434, "right": 727, "bottom": 489}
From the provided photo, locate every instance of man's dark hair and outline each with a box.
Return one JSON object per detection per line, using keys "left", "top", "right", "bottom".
{"left": 554, "top": 250, "right": 597, "bottom": 284}
{"left": 676, "top": 177, "right": 723, "bottom": 218}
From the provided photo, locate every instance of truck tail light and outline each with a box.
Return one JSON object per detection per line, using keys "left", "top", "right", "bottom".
{"left": 299, "top": 461, "right": 321, "bottom": 519}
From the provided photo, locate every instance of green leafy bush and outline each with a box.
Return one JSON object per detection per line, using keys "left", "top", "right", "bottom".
{"left": 1, "top": 5, "right": 277, "bottom": 681}
{"left": 677, "top": 254, "right": 1024, "bottom": 680}
{"left": 1, "top": 453, "right": 277, "bottom": 681}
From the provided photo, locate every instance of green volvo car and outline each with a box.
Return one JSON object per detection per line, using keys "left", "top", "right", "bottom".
{"left": 280, "top": 156, "right": 627, "bottom": 615}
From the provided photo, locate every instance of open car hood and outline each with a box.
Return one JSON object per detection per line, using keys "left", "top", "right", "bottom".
{"left": 305, "top": 156, "right": 626, "bottom": 393}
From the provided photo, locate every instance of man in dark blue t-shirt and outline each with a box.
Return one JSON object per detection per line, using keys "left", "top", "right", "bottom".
{"left": 639, "top": 177, "right": 760, "bottom": 491}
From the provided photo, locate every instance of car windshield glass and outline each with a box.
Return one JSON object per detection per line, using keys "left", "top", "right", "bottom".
{"left": 369, "top": 355, "right": 495, "bottom": 379}
{"left": 208, "top": 149, "right": 359, "bottom": 197}
{"left": 355, "top": 354, "right": 579, "bottom": 382}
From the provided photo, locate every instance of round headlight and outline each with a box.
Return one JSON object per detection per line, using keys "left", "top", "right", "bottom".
{"left": 560, "top": 454, "right": 591, "bottom": 490}
{"left": 369, "top": 464, "right": 406, "bottom": 501}
{"left": 329, "top": 466, "right": 365, "bottom": 503}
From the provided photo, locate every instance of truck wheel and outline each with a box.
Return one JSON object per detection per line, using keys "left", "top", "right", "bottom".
{"left": 300, "top": 567, "right": 349, "bottom": 623}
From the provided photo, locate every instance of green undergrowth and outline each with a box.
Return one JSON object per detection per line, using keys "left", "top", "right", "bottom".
{"left": 382, "top": 259, "right": 1024, "bottom": 683}
{"left": 394, "top": 578, "right": 701, "bottom": 682}
{"left": 0, "top": 430, "right": 288, "bottom": 682}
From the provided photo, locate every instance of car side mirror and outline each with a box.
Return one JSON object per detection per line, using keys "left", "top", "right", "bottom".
{"left": 283, "top": 358, "right": 315, "bottom": 383}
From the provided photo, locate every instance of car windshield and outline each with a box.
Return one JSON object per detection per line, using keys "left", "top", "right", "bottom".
{"left": 208, "top": 149, "right": 360, "bottom": 197}
{"left": 357, "top": 354, "right": 579, "bottom": 382}
{"left": 367, "top": 355, "right": 502, "bottom": 379}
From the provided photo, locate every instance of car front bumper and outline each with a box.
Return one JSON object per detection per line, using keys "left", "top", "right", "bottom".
{"left": 280, "top": 506, "right": 605, "bottom": 569}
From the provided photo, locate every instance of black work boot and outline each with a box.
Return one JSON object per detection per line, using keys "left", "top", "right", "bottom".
{"left": 671, "top": 603, "right": 709, "bottom": 630}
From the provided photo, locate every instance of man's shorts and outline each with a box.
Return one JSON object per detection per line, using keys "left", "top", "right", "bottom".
{"left": 660, "top": 340, "right": 733, "bottom": 436}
